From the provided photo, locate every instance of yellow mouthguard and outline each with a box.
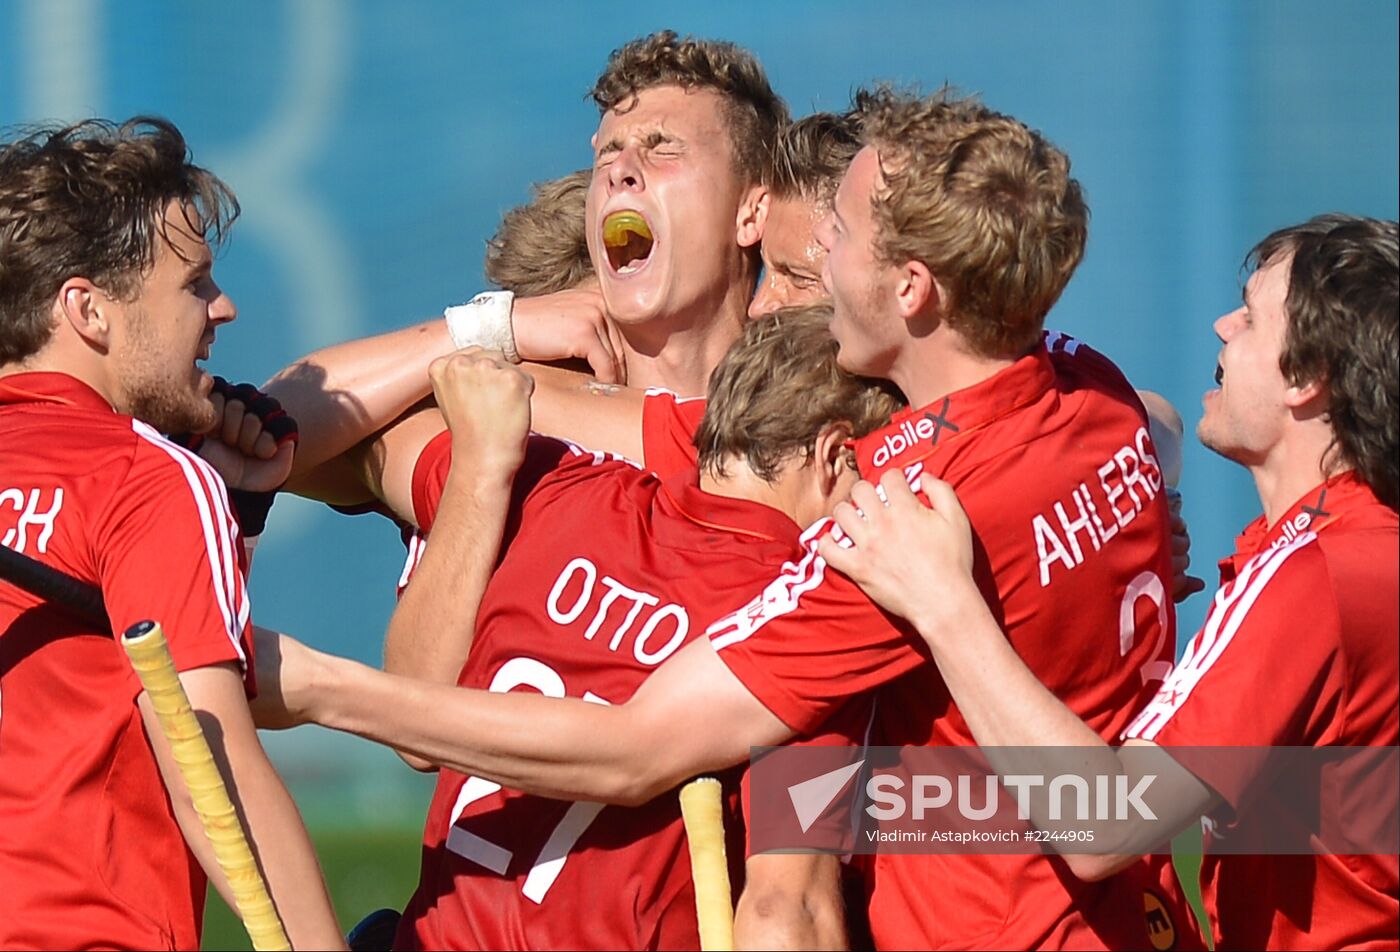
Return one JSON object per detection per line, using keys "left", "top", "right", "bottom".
{"left": 602, "top": 211, "right": 653, "bottom": 247}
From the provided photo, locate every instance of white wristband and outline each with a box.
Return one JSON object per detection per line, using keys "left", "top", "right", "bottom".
{"left": 444, "top": 290, "right": 519, "bottom": 362}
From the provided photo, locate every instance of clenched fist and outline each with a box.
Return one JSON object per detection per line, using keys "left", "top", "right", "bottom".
{"left": 429, "top": 347, "right": 535, "bottom": 477}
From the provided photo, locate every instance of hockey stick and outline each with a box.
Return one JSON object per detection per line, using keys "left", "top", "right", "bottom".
{"left": 0, "top": 542, "right": 106, "bottom": 627}
{"left": 679, "top": 777, "right": 736, "bottom": 951}
{"left": 0, "top": 546, "right": 290, "bottom": 951}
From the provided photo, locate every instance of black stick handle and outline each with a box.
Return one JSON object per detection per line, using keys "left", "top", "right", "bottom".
{"left": 0, "top": 544, "right": 108, "bottom": 630}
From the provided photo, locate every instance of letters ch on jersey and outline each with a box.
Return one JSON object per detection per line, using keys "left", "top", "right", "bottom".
{"left": 0, "top": 487, "right": 64, "bottom": 555}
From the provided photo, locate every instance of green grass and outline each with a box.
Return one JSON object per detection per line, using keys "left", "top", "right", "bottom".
{"left": 201, "top": 825, "right": 422, "bottom": 951}
{"left": 1172, "top": 827, "right": 1214, "bottom": 950}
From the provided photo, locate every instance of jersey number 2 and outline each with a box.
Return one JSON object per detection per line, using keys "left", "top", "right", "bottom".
{"left": 1120, "top": 571, "right": 1172, "bottom": 685}
{"left": 444, "top": 657, "right": 609, "bottom": 904}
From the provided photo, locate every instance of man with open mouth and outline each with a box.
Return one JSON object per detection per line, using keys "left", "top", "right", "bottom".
{"left": 264, "top": 30, "right": 787, "bottom": 494}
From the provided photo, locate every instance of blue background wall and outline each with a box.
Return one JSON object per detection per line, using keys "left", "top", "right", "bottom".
{"left": 3, "top": 0, "right": 1397, "bottom": 820}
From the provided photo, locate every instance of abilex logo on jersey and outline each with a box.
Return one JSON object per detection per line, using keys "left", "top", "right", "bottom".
{"left": 866, "top": 398, "right": 961, "bottom": 470}
{"left": 746, "top": 744, "right": 1400, "bottom": 856}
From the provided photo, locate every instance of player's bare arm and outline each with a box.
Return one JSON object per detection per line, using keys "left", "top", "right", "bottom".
{"left": 381, "top": 349, "right": 530, "bottom": 700}
{"left": 253, "top": 630, "right": 792, "bottom": 805}
{"left": 818, "top": 472, "right": 1219, "bottom": 879}
{"left": 266, "top": 287, "right": 625, "bottom": 501}
{"left": 735, "top": 853, "right": 847, "bottom": 951}
{"left": 521, "top": 359, "right": 647, "bottom": 464}
{"left": 143, "top": 664, "right": 346, "bottom": 950}
{"left": 327, "top": 360, "right": 648, "bottom": 530}
{"left": 149, "top": 403, "right": 344, "bottom": 946}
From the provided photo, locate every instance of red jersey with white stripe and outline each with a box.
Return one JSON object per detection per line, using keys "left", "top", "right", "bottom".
{"left": 397, "top": 432, "right": 809, "bottom": 951}
{"left": 0, "top": 372, "right": 253, "bottom": 951}
{"left": 710, "top": 335, "right": 1195, "bottom": 950}
{"left": 641, "top": 387, "right": 706, "bottom": 479}
{"left": 1126, "top": 473, "right": 1399, "bottom": 951}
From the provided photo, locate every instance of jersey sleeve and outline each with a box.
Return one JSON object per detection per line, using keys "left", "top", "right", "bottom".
{"left": 1124, "top": 537, "right": 1341, "bottom": 810}
{"left": 641, "top": 389, "right": 705, "bottom": 479}
{"left": 708, "top": 520, "right": 927, "bottom": 734}
{"left": 95, "top": 429, "right": 254, "bottom": 696}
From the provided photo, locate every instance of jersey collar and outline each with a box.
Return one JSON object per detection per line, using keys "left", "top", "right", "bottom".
{"left": 658, "top": 468, "right": 801, "bottom": 544}
{"left": 852, "top": 346, "right": 1055, "bottom": 476}
{"left": 1222, "top": 471, "right": 1380, "bottom": 581}
{"left": 0, "top": 371, "right": 115, "bottom": 413}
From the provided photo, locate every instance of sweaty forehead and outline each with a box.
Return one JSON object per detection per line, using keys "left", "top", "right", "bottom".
{"left": 764, "top": 198, "right": 825, "bottom": 262}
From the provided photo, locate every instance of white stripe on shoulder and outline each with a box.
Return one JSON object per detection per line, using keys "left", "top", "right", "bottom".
{"left": 1126, "top": 532, "right": 1317, "bottom": 740}
{"left": 527, "top": 432, "right": 641, "bottom": 470}
{"left": 553, "top": 434, "right": 643, "bottom": 470}
{"left": 643, "top": 386, "right": 705, "bottom": 404}
{"left": 130, "top": 421, "right": 247, "bottom": 667}
{"left": 708, "top": 521, "right": 832, "bottom": 650}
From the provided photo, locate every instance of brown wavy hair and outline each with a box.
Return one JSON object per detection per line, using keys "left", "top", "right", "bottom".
{"left": 696, "top": 303, "right": 903, "bottom": 481}
{"left": 484, "top": 169, "right": 593, "bottom": 296}
{"left": 591, "top": 30, "right": 789, "bottom": 187}
{"left": 1250, "top": 214, "right": 1399, "bottom": 509}
{"left": 0, "top": 116, "right": 237, "bottom": 365}
{"left": 855, "top": 86, "right": 1088, "bottom": 358}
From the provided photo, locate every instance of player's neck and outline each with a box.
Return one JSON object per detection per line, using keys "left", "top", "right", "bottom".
{"left": 0, "top": 340, "right": 114, "bottom": 406}
{"left": 617, "top": 296, "right": 745, "bottom": 395}
{"left": 1248, "top": 428, "right": 1342, "bottom": 528}
{"left": 890, "top": 332, "right": 1017, "bottom": 409}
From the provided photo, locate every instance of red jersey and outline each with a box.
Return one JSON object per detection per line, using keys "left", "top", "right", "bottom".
{"left": 710, "top": 336, "right": 1194, "bottom": 950}
{"left": 0, "top": 372, "right": 253, "bottom": 951}
{"left": 641, "top": 387, "right": 706, "bottom": 479}
{"left": 1126, "top": 473, "right": 1399, "bottom": 950}
{"left": 397, "top": 432, "right": 810, "bottom": 951}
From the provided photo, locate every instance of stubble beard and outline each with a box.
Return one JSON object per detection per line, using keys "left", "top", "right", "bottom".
{"left": 119, "top": 311, "right": 215, "bottom": 434}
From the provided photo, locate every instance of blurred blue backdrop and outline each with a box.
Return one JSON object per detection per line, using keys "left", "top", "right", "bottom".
{"left": 3, "top": 0, "right": 1397, "bottom": 824}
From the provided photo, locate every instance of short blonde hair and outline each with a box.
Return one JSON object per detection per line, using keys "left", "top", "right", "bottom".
{"left": 483, "top": 169, "right": 593, "bottom": 296}
{"left": 856, "top": 86, "right": 1088, "bottom": 357}
{"left": 695, "top": 304, "right": 904, "bottom": 480}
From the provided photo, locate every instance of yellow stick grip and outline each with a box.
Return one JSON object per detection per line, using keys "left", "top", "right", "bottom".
{"left": 680, "top": 777, "right": 735, "bottom": 952}
{"left": 122, "top": 620, "right": 291, "bottom": 952}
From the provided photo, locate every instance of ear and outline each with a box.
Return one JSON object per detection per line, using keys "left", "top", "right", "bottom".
{"left": 813, "top": 419, "right": 856, "bottom": 492}
{"left": 1284, "top": 374, "right": 1328, "bottom": 412}
{"left": 55, "top": 277, "right": 113, "bottom": 349}
{"left": 736, "top": 186, "right": 768, "bottom": 250}
{"left": 893, "top": 259, "right": 939, "bottom": 322}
